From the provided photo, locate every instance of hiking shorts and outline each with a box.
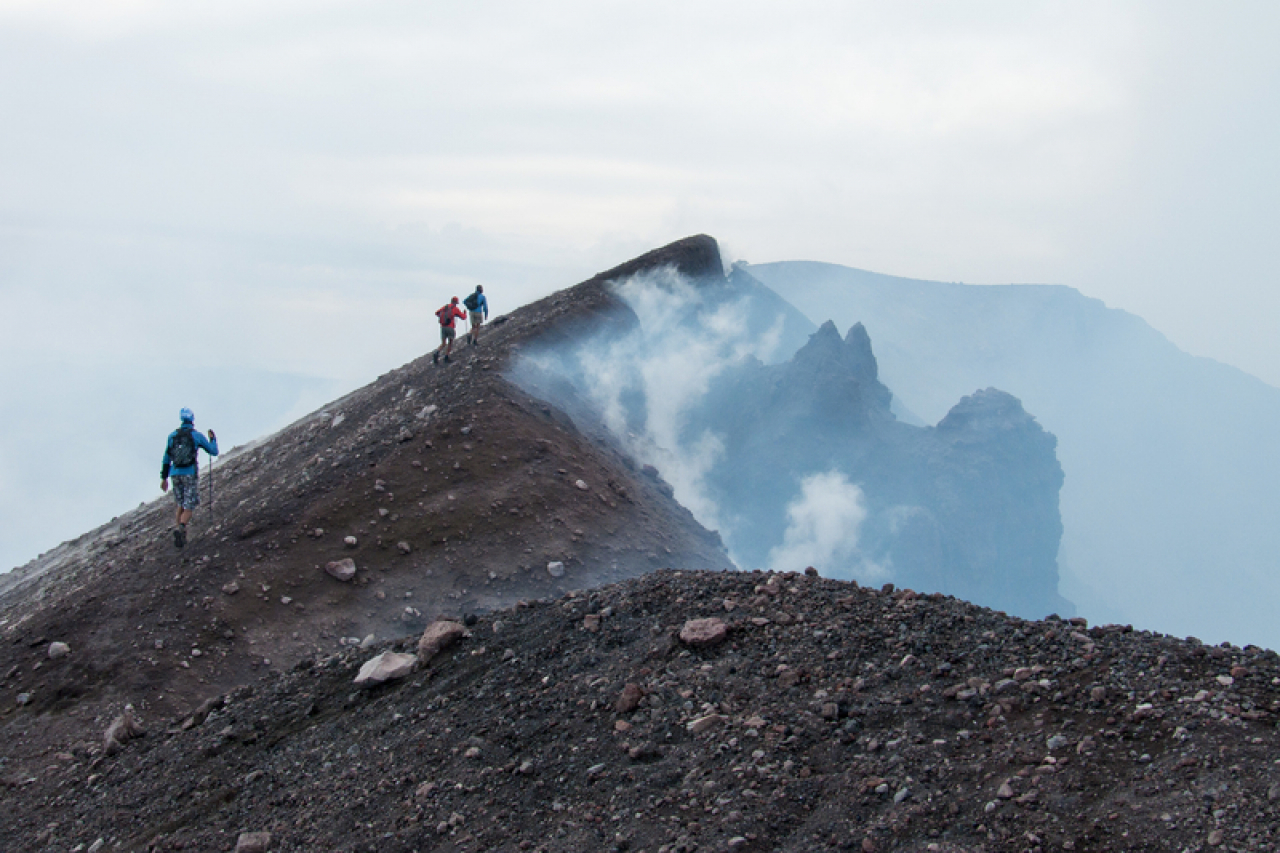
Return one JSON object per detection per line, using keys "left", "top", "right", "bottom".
{"left": 171, "top": 474, "right": 200, "bottom": 510}
{"left": 469, "top": 310, "right": 483, "bottom": 327}
{"left": 440, "top": 325, "right": 456, "bottom": 343}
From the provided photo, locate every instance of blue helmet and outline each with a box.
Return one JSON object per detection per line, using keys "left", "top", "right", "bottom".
{"left": 180, "top": 407, "right": 195, "bottom": 423}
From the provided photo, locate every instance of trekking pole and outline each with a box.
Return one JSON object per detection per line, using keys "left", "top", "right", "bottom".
{"left": 208, "top": 448, "right": 215, "bottom": 520}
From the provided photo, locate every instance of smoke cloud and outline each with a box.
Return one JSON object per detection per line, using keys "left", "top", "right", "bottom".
{"left": 512, "top": 266, "right": 790, "bottom": 547}
{"left": 767, "top": 470, "right": 887, "bottom": 582}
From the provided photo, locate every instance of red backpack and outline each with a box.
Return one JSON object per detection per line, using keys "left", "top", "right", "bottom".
{"left": 436, "top": 304, "right": 455, "bottom": 327}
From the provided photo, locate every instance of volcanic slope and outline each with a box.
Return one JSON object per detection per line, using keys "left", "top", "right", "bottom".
{"left": 0, "top": 236, "right": 732, "bottom": 757}
{"left": 4, "top": 569, "right": 1279, "bottom": 852}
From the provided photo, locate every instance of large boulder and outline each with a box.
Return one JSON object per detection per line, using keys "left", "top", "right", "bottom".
{"left": 353, "top": 651, "right": 417, "bottom": 687}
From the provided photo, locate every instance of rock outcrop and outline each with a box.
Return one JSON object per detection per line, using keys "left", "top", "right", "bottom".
{"left": 686, "top": 320, "right": 1068, "bottom": 618}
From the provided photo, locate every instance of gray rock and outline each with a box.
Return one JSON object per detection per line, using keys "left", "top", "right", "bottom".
{"left": 221, "top": 581, "right": 240, "bottom": 595}
{"left": 47, "top": 641, "right": 70, "bottom": 659}
{"left": 103, "top": 705, "right": 144, "bottom": 755}
{"left": 234, "top": 831, "right": 272, "bottom": 853}
{"left": 547, "top": 561, "right": 565, "bottom": 578}
{"left": 343, "top": 535, "right": 358, "bottom": 547}
{"left": 354, "top": 651, "right": 418, "bottom": 686}
{"left": 687, "top": 713, "right": 725, "bottom": 734}
{"left": 325, "top": 558, "right": 357, "bottom": 582}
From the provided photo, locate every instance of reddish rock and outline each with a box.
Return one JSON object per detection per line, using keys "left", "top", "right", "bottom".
{"left": 679, "top": 617, "right": 728, "bottom": 646}
{"left": 616, "top": 683, "right": 644, "bottom": 713}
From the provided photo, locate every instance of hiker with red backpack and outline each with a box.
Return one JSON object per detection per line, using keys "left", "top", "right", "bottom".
{"left": 161, "top": 408, "right": 218, "bottom": 548}
{"left": 433, "top": 296, "right": 467, "bottom": 365}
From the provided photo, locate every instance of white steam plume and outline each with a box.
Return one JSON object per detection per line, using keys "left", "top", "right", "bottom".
{"left": 767, "top": 469, "right": 888, "bottom": 581}
{"left": 522, "top": 265, "right": 786, "bottom": 542}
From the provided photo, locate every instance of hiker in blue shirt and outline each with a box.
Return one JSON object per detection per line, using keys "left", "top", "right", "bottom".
{"left": 161, "top": 408, "right": 218, "bottom": 548}
{"left": 464, "top": 285, "right": 489, "bottom": 347}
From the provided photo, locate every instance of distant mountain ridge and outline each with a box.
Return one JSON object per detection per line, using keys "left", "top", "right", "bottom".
{"left": 747, "top": 259, "right": 1280, "bottom": 649}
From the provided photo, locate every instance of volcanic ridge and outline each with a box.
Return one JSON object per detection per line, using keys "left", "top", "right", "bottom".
{"left": 0, "top": 235, "right": 1277, "bottom": 852}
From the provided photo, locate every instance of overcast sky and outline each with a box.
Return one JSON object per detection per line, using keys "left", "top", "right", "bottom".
{"left": 2, "top": 1, "right": 1278, "bottom": 571}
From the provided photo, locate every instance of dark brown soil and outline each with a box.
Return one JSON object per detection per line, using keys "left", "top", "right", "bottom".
{"left": 3, "top": 569, "right": 1278, "bottom": 852}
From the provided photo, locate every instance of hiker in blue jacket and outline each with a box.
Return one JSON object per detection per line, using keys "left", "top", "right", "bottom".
{"left": 464, "top": 285, "right": 489, "bottom": 346}
{"left": 161, "top": 408, "right": 218, "bottom": 548}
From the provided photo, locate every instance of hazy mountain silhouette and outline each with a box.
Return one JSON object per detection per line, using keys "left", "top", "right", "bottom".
{"left": 747, "top": 260, "right": 1280, "bottom": 649}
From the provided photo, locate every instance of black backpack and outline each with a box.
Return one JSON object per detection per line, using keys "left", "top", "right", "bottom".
{"left": 169, "top": 427, "right": 197, "bottom": 468}
{"left": 463, "top": 291, "right": 480, "bottom": 311}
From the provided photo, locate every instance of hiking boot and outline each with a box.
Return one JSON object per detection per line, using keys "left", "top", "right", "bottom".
{"left": 173, "top": 527, "right": 186, "bottom": 548}
{"left": 432, "top": 351, "right": 439, "bottom": 365}
{"left": 444, "top": 354, "right": 452, "bottom": 364}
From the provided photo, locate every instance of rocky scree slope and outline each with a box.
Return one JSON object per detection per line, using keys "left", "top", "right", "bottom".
{"left": 3, "top": 569, "right": 1278, "bottom": 852}
{"left": 0, "top": 236, "right": 732, "bottom": 761}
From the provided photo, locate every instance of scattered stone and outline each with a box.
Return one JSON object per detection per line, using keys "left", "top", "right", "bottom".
{"left": 354, "top": 651, "right": 417, "bottom": 687}
{"left": 616, "top": 683, "right": 645, "bottom": 713}
{"left": 103, "top": 705, "right": 145, "bottom": 756}
{"left": 575, "top": 479, "right": 589, "bottom": 491}
{"left": 47, "top": 642, "right": 70, "bottom": 659}
{"left": 1208, "top": 829, "right": 1225, "bottom": 846}
{"left": 547, "top": 561, "right": 565, "bottom": 578}
{"left": 997, "top": 781, "right": 1015, "bottom": 799}
{"left": 234, "top": 831, "right": 272, "bottom": 853}
{"left": 221, "top": 581, "right": 240, "bottom": 596}
{"left": 325, "top": 558, "right": 357, "bottom": 582}
{"left": 397, "top": 541, "right": 412, "bottom": 554}
{"left": 16, "top": 692, "right": 31, "bottom": 706}
{"left": 418, "top": 620, "right": 466, "bottom": 662}
{"left": 344, "top": 536, "right": 358, "bottom": 548}
{"left": 679, "top": 617, "right": 728, "bottom": 646}
{"left": 583, "top": 613, "right": 601, "bottom": 632}
{"left": 687, "top": 713, "right": 725, "bottom": 734}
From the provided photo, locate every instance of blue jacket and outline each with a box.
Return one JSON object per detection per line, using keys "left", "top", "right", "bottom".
{"left": 162, "top": 425, "right": 218, "bottom": 478}
{"left": 468, "top": 291, "right": 488, "bottom": 318}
